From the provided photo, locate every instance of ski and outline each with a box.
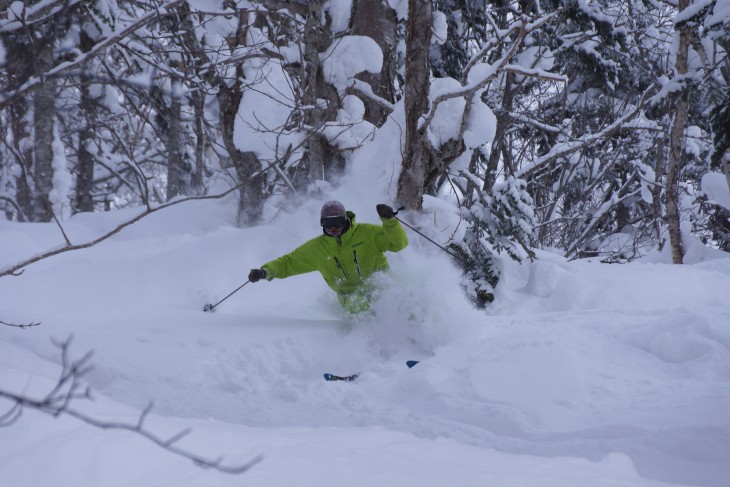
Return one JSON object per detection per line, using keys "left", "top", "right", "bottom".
{"left": 323, "top": 372, "right": 359, "bottom": 382}
{"left": 324, "top": 361, "right": 420, "bottom": 382}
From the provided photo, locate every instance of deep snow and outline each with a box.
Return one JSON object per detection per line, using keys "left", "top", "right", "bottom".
{"left": 1, "top": 192, "right": 729, "bottom": 487}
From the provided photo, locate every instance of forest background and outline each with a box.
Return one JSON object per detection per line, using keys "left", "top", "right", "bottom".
{"left": 1, "top": 0, "right": 729, "bottom": 303}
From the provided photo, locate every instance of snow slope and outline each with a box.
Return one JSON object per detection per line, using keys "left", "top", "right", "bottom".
{"left": 1, "top": 194, "right": 729, "bottom": 487}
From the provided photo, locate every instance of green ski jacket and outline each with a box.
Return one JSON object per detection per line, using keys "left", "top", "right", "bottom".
{"left": 261, "top": 211, "right": 408, "bottom": 313}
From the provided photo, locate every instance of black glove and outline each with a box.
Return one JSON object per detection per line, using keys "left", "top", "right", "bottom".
{"left": 376, "top": 204, "right": 395, "bottom": 219}
{"left": 248, "top": 268, "right": 267, "bottom": 283}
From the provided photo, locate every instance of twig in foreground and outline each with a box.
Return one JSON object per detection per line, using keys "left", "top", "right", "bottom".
{"left": 0, "top": 336, "right": 262, "bottom": 474}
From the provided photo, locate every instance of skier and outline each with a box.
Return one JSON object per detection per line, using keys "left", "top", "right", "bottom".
{"left": 247, "top": 200, "right": 408, "bottom": 313}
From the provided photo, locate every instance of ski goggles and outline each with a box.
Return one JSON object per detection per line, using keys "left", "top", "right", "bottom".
{"left": 321, "top": 215, "right": 347, "bottom": 228}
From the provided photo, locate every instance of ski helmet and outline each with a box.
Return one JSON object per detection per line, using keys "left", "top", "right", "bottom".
{"left": 320, "top": 200, "right": 346, "bottom": 219}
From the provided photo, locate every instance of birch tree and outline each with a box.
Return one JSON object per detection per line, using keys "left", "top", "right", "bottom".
{"left": 664, "top": 0, "right": 692, "bottom": 263}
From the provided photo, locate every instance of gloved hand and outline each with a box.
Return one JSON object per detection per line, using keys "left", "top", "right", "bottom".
{"left": 248, "top": 268, "right": 267, "bottom": 283}
{"left": 376, "top": 204, "right": 395, "bottom": 219}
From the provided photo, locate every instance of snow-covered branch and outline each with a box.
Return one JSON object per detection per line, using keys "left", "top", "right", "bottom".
{"left": 419, "top": 22, "right": 528, "bottom": 135}
{"left": 0, "top": 0, "right": 84, "bottom": 34}
{"left": 461, "top": 10, "right": 561, "bottom": 85}
{"left": 346, "top": 79, "right": 395, "bottom": 115}
{"left": 0, "top": 0, "right": 187, "bottom": 109}
{"left": 517, "top": 84, "right": 658, "bottom": 181}
{"left": 420, "top": 12, "right": 564, "bottom": 144}
{"left": 502, "top": 64, "right": 567, "bottom": 83}
{"left": 565, "top": 177, "right": 641, "bottom": 259}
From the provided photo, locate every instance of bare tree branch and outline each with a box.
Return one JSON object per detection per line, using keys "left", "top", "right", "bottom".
{"left": 0, "top": 196, "right": 28, "bottom": 221}
{"left": 0, "top": 185, "right": 243, "bottom": 279}
{"left": 0, "top": 152, "right": 294, "bottom": 279}
{"left": 0, "top": 337, "right": 262, "bottom": 474}
{"left": 0, "top": 320, "right": 41, "bottom": 328}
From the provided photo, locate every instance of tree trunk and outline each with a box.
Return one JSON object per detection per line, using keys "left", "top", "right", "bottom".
{"left": 302, "top": 0, "right": 325, "bottom": 186}
{"left": 666, "top": 101, "right": 687, "bottom": 264}
{"left": 218, "top": 82, "right": 265, "bottom": 226}
{"left": 484, "top": 71, "right": 516, "bottom": 193}
{"left": 652, "top": 134, "right": 666, "bottom": 248}
{"left": 75, "top": 75, "right": 96, "bottom": 213}
{"left": 32, "top": 44, "right": 56, "bottom": 222}
{"left": 397, "top": 0, "right": 432, "bottom": 210}
{"left": 351, "top": 0, "right": 398, "bottom": 125}
{"left": 166, "top": 76, "right": 188, "bottom": 200}
{"left": 232, "top": 151, "right": 265, "bottom": 227}
{"left": 723, "top": 153, "right": 730, "bottom": 199}
{"left": 299, "top": 0, "right": 341, "bottom": 189}
{"left": 75, "top": 29, "right": 97, "bottom": 213}
{"left": 666, "top": 0, "right": 692, "bottom": 264}
{"left": 172, "top": 1, "right": 215, "bottom": 196}
{"left": 192, "top": 90, "right": 206, "bottom": 194}
{"left": 7, "top": 68, "right": 33, "bottom": 221}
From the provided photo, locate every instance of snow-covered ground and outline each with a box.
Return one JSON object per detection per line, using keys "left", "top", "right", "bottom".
{"left": 1, "top": 193, "right": 729, "bottom": 487}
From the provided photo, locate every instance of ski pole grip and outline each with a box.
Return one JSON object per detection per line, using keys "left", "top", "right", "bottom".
{"left": 393, "top": 206, "right": 406, "bottom": 216}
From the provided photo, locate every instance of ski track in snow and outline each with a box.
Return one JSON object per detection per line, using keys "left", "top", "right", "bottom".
{"left": 1, "top": 206, "right": 730, "bottom": 487}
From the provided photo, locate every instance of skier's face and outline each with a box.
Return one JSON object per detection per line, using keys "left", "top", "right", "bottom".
{"left": 322, "top": 216, "right": 347, "bottom": 237}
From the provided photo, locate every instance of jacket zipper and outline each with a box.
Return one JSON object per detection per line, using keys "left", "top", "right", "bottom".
{"left": 353, "top": 250, "right": 362, "bottom": 276}
{"left": 333, "top": 256, "right": 349, "bottom": 279}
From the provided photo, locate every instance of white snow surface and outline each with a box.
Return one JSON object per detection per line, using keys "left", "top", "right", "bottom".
{"left": 324, "top": 0, "right": 353, "bottom": 34}
{"left": 701, "top": 172, "right": 730, "bottom": 211}
{"left": 321, "top": 35, "right": 383, "bottom": 92}
{"left": 1, "top": 192, "right": 730, "bottom": 486}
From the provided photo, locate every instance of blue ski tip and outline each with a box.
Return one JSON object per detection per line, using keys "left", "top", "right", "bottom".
{"left": 406, "top": 360, "right": 420, "bottom": 368}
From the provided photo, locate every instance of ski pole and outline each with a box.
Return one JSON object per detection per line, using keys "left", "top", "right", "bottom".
{"left": 203, "top": 280, "right": 250, "bottom": 312}
{"left": 393, "top": 207, "right": 472, "bottom": 268}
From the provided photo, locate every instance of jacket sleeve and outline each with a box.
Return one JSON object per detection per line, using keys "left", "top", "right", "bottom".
{"left": 375, "top": 217, "right": 408, "bottom": 253}
{"left": 261, "top": 240, "right": 319, "bottom": 280}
